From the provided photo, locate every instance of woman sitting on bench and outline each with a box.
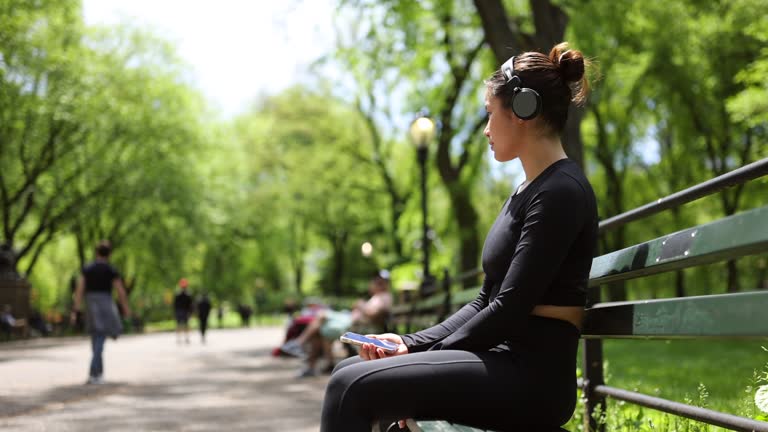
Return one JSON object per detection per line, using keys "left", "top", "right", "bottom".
{"left": 321, "top": 42, "right": 598, "bottom": 432}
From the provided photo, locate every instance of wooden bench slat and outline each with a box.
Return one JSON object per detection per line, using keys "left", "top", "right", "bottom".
{"left": 583, "top": 290, "right": 768, "bottom": 339}
{"left": 589, "top": 205, "right": 768, "bottom": 287}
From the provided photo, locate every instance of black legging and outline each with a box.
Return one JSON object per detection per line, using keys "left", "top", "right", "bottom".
{"left": 320, "top": 316, "right": 579, "bottom": 432}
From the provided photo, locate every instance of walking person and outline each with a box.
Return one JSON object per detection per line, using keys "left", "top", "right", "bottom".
{"left": 197, "top": 293, "right": 212, "bottom": 344}
{"left": 321, "top": 42, "right": 598, "bottom": 431}
{"left": 173, "top": 278, "right": 193, "bottom": 344}
{"left": 71, "top": 240, "right": 131, "bottom": 385}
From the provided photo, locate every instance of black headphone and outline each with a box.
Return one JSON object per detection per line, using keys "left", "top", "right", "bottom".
{"left": 501, "top": 56, "right": 542, "bottom": 120}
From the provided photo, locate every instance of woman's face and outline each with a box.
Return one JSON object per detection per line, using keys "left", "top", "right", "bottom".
{"left": 484, "top": 94, "right": 521, "bottom": 162}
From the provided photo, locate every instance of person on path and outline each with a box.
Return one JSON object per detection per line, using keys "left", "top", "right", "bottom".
{"left": 173, "top": 278, "right": 193, "bottom": 344}
{"left": 197, "top": 293, "right": 212, "bottom": 344}
{"left": 71, "top": 240, "right": 131, "bottom": 385}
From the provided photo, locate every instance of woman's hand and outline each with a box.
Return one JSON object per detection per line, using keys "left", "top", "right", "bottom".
{"left": 358, "top": 333, "right": 408, "bottom": 360}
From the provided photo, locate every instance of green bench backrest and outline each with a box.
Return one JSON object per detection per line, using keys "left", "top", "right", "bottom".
{"left": 584, "top": 204, "right": 768, "bottom": 339}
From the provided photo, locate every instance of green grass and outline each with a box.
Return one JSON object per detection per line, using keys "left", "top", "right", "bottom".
{"left": 565, "top": 339, "right": 768, "bottom": 431}
{"left": 143, "top": 312, "right": 286, "bottom": 333}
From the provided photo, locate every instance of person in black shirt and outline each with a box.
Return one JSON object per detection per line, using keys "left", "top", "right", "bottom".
{"left": 71, "top": 240, "right": 131, "bottom": 385}
{"left": 321, "top": 42, "right": 599, "bottom": 431}
{"left": 196, "top": 293, "right": 212, "bottom": 344}
{"left": 173, "top": 278, "right": 193, "bottom": 344}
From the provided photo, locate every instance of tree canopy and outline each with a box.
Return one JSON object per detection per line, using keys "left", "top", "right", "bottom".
{"left": 1, "top": 0, "right": 765, "bottom": 320}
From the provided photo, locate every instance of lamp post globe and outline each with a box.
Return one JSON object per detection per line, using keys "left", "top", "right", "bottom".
{"left": 409, "top": 113, "right": 436, "bottom": 297}
{"left": 409, "top": 116, "right": 436, "bottom": 149}
{"left": 361, "top": 242, "right": 373, "bottom": 258}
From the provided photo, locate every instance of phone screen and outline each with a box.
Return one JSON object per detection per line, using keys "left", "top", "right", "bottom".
{"left": 339, "top": 332, "right": 398, "bottom": 353}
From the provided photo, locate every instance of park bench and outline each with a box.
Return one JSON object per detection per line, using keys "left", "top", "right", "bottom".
{"left": 385, "top": 158, "right": 768, "bottom": 432}
{"left": 0, "top": 315, "right": 28, "bottom": 340}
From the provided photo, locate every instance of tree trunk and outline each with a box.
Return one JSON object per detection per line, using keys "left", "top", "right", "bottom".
{"left": 290, "top": 221, "right": 306, "bottom": 295}
{"left": 563, "top": 105, "right": 585, "bottom": 169}
{"left": 473, "top": 0, "right": 526, "bottom": 60}
{"left": 450, "top": 188, "right": 480, "bottom": 289}
{"left": 331, "top": 230, "right": 348, "bottom": 298}
{"left": 675, "top": 270, "right": 686, "bottom": 298}
{"left": 75, "top": 228, "right": 86, "bottom": 269}
{"left": 390, "top": 199, "right": 405, "bottom": 261}
{"left": 758, "top": 258, "right": 767, "bottom": 290}
{"left": 726, "top": 260, "right": 739, "bottom": 293}
{"left": 294, "top": 265, "right": 303, "bottom": 296}
{"left": 473, "top": 0, "right": 582, "bottom": 170}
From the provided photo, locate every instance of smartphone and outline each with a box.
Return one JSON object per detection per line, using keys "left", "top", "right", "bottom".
{"left": 339, "top": 332, "right": 398, "bottom": 354}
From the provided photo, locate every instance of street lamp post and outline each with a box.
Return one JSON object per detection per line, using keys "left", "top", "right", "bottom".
{"left": 409, "top": 113, "right": 436, "bottom": 297}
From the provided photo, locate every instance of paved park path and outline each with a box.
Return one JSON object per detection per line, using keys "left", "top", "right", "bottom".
{"left": 0, "top": 326, "right": 329, "bottom": 431}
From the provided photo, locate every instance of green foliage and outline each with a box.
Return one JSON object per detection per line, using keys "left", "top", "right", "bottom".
{"left": 224, "top": 85, "right": 391, "bottom": 298}
{"left": 2, "top": 0, "right": 766, "bottom": 319}
{"left": 727, "top": 1, "right": 768, "bottom": 128}
{"left": 1, "top": 1, "right": 207, "bottom": 314}
{"left": 565, "top": 0, "right": 767, "bottom": 299}
{"left": 331, "top": 0, "right": 498, "bottom": 280}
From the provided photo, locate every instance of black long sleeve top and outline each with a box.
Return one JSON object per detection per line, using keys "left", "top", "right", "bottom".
{"left": 401, "top": 158, "right": 598, "bottom": 353}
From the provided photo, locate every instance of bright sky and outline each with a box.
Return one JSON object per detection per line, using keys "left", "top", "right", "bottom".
{"left": 79, "top": 1, "right": 560, "bottom": 185}
{"left": 82, "top": 0, "right": 337, "bottom": 118}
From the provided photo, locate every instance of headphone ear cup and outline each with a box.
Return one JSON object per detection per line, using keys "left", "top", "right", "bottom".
{"left": 511, "top": 88, "right": 542, "bottom": 120}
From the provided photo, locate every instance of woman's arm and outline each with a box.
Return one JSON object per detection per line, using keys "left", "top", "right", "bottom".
{"left": 399, "top": 277, "right": 490, "bottom": 352}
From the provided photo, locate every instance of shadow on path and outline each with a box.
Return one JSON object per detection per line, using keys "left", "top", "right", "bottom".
{"left": 1, "top": 348, "right": 329, "bottom": 432}
{"left": 0, "top": 336, "right": 86, "bottom": 353}
{"left": 0, "top": 382, "right": 121, "bottom": 417}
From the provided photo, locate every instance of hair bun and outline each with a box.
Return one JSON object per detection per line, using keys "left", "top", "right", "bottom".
{"left": 549, "top": 43, "right": 584, "bottom": 83}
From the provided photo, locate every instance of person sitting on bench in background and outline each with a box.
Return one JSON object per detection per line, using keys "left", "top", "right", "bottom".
{"left": 1, "top": 304, "right": 26, "bottom": 339}
{"left": 320, "top": 42, "right": 598, "bottom": 432}
{"left": 280, "top": 271, "right": 392, "bottom": 377}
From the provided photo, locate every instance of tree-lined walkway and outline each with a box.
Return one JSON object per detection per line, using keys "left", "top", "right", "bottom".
{"left": 0, "top": 327, "right": 327, "bottom": 431}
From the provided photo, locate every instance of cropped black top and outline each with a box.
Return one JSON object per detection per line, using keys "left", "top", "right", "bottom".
{"left": 401, "top": 158, "right": 598, "bottom": 353}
